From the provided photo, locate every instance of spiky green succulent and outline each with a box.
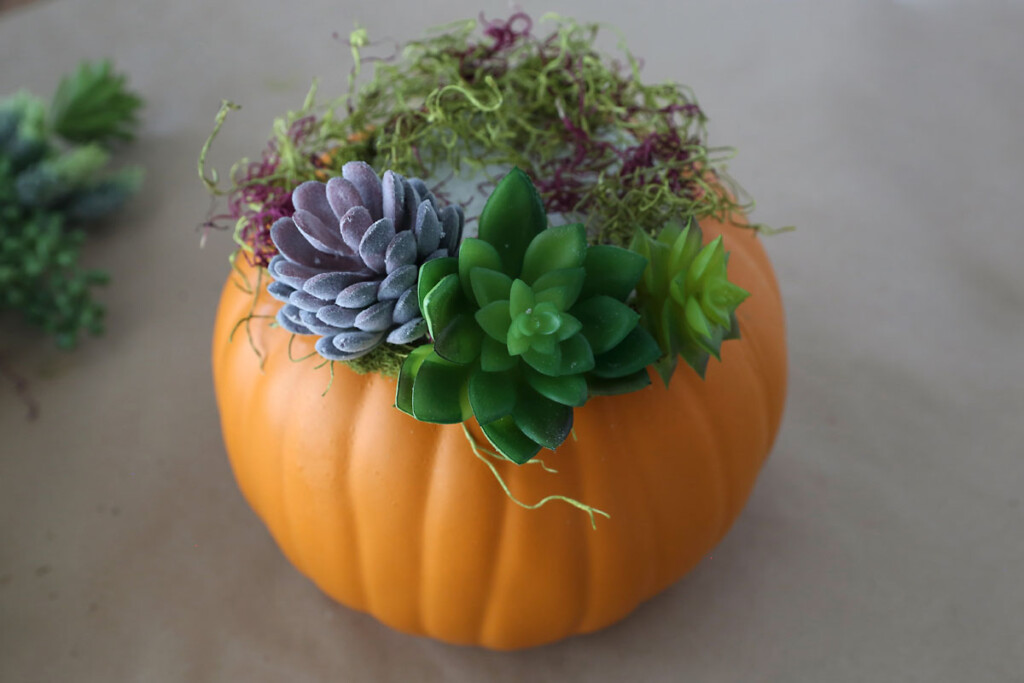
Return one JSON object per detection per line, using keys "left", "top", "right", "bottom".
{"left": 50, "top": 60, "right": 143, "bottom": 145}
{"left": 396, "top": 168, "right": 661, "bottom": 464}
{"left": 630, "top": 219, "right": 749, "bottom": 385}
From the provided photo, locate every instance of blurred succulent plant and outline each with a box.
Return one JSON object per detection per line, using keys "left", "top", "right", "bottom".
{"left": 396, "top": 168, "right": 661, "bottom": 464}
{"left": 630, "top": 219, "right": 749, "bottom": 385}
{"left": 266, "top": 161, "right": 465, "bottom": 361}
{"left": 50, "top": 60, "right": 143, "bottom": 145}
{"left": 0, "top": 61, "right": 143, "bottom": 348}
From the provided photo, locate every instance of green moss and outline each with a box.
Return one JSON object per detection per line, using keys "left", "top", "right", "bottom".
{"left": 336, "top": 342, "right": 410, "bottom": 378}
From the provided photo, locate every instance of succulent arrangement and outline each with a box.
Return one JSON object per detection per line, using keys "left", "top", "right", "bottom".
{"left": 263, "top": 165, "right": 747, "bottom": 463}
{"left": 206, "top": 15, "right": 789, "bottom": 647}
{"left": 0, "top": 60, "right": 143, "bottom": 348}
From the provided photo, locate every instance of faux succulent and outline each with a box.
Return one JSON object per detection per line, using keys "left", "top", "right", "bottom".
{"left": 267, "top": 161, "right": 465, "bottom": 361}
{"left": 396, "top": 168, "right": 661, "bottom": 463}
{"left": 630, "top": 219, "right": 749, "bottom": 384}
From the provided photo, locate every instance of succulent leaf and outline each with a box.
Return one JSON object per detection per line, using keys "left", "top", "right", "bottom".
{"left": 378, "top": 264, "right": 418, "bottom": 300}
{"left": 571, "top": 295, "right": 640, "bottom": 355}
{"left": 532, "top": 267, "right": 585, "bottom": 310}
{"left": 519, "top": 222, "right": 587, "bottom": 284}
{"left": 630, "top": 218, "right": 750, "bottom": 384}
{"left": 410, "top": 353, "right": 472, "bottom": 423}
{"left": 477, "top": 167, "right": 547, "bottom": 277}
{"left": 586, "top": 368, "right": 653, "bottom": 396}
{"left": 480, "top": 336, "right": 518, "bottom": 372}
{"left": 590, "top": 326, "right": 662, "bottom": 378}
{"left": 475, "top": 300, "right": 513, "bottom": 342}
{"left": 417, "top": 256, "right": 458, "bottom": 310}
{"left": 423, "top": 273, "right": 465, "bottom": 341}
{"left": 396, "top": 344, "right": 432, "bottom": 415}
{"left": 384, "top": 231, "right": 417, "bottom": 273}
{"left": 468, "top": 368, "right": 518, "bottom": 425}
{"left": 508, "top": 278, "right": 535, "bottom": 318}
{"left": 458, "top": 238, "right": 503, "bottom": 302}
{"left": 557, "top": 333, "right": 596, "bottom": 375}
{"left": 481, "top": 416, "right": 542, "bottom": 465}
{"left": 413, "top": 201, "right": 443, "bottom": 257}
{"left": 387, "top": 318, "right": 427, "bottom": 345}
{"left": 524, "top": 368, "right": 588, "bottom": 407}
{"left": 580, "top": 245, "right": 648, "bottom": 302}
{"left": 522, "top": 343, "right": 562, "bottom": 376}
{"left": 433, "top": 313, "right": 483, "bottom": 365}
{"left": 393, "top": 288, "right": 420, "bottom": 324}
{"left": 513, "top": 390, "right": 573, "bottom": 450}
{"left": 469, "top": 267, "right": 513, "bottom": 307}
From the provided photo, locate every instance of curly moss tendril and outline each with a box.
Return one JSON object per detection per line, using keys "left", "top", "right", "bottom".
{"left": 461, "top": 424, "right": 609, "bottom": 529}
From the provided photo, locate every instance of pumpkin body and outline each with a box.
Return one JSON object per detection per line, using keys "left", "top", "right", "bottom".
{"left": 212, "top": 213, "right": 787, "bottom": 650}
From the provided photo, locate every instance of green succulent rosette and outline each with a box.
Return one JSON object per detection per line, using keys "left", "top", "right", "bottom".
{"left": 396, "top": 168, "right": 661, "bottom": 464}
{"left": 630, "top": 219, "right": 749, "bottom": 385}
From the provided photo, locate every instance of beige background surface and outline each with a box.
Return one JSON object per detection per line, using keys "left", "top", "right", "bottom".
{"left": 2, "top": 0, "right": 1023, "bottom": 680}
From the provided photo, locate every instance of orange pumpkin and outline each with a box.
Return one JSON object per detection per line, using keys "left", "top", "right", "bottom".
{"left": 212, "top": 211, "right": 786, "bottom": 650}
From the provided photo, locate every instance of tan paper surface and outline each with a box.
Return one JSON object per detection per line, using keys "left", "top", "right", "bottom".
{"left": 2, "top": 1, "right": 1022, "bottom": 680}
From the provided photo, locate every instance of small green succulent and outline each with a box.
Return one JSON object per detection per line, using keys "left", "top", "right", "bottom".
{"left": 630, "top": 219, "right": 749, "bottom": 385}
{"left": 396, "top": 168, "right": 661, "bottom": 463}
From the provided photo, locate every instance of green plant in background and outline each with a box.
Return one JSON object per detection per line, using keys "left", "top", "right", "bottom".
{"left": 50, "top": 61, "right": 143, "bottom": 145}
{"left": 0, "top": 60, "right": 143, "bottom": 348}
{"left": 396, "top": 168, "right": 662, "bottom": 464}
{"left": 630, "top": 219, "right": 749, "bottom": 385}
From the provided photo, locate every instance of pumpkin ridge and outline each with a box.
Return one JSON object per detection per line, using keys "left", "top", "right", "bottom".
{"left": 342, "top": 369, "right": 374, "bottom": 611}
{"left": 556, "top": 435, "right": 593, "bottom": 639}
{"left": 276, "top": 392, "right": 297, "bottom": 572}
{"left": 578, "top": 395, "right": 656, "bottom": 633}
{"left": 653, "top": 378, "right": 721, "bottom": 597}
{"left": 265, "top": 327, "right": 312, "bottom": 577}
{"left": 621, "top": 390, "right": 674, "bottom": 604}
{"left": 742, "top": 279, "right": 787, "bottom": 445}
{"left": 413, "top": 419, "right": 446, "bottom": 635}
{"left": 685, "top": 368, "right": 734, "bottom": 548}
{"left": 477, "top": 456, "right": 519, "bottom": 647}
{"left": 732, "top": 311, "right": 778, "bottom": 469}
{"left": 469, "top": 426, "right": 510, "bottom": 643}
{"left": 281, "top": 376, "right": 318, "bottom": 576}
{"left": 248, "top": 323, "right": 293, "bottom": 557}
{"left": 627, "top": 411, "right": 664, "bottom": 606}
{"left": 714, "top": 227, "right": 787, "bottom": 453}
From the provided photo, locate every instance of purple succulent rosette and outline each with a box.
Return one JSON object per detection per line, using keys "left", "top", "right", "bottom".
{"left": 266, "top": 161, "right": 465, "bottom": 361}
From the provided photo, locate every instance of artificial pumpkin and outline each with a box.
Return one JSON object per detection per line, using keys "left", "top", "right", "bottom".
{"left": 211, "top": 210, "right": 786, "bottom": 650}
